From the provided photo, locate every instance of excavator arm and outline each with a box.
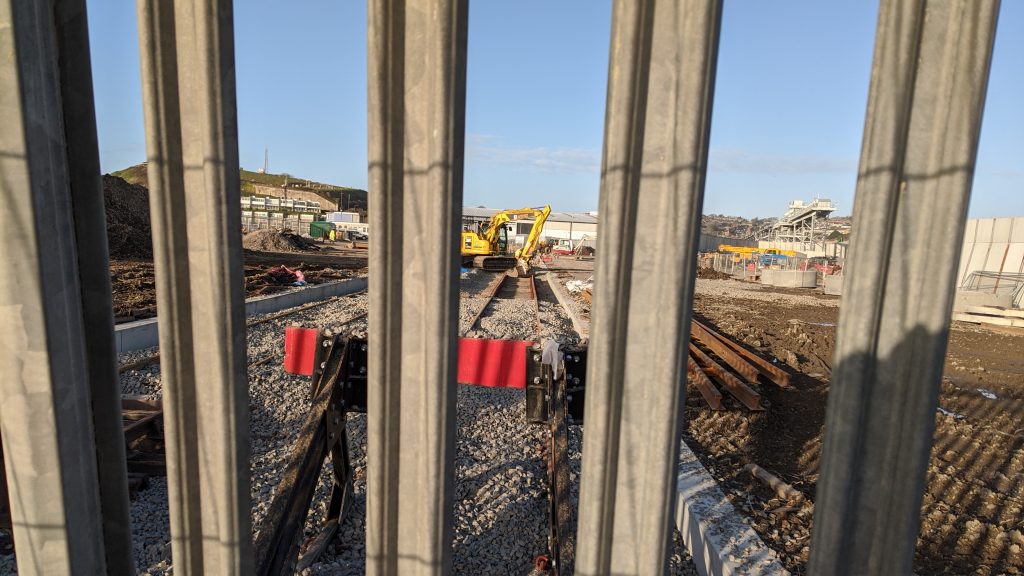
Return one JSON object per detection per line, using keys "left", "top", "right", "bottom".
{"left": 517, "top": 205, "right": 551, "bottom": 263}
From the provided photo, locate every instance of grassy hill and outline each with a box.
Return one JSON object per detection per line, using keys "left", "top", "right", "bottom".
{"left": 110, "top": 163, "right": 368, "bottom": 211}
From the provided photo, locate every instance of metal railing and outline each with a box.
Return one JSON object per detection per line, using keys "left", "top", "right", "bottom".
{"left": 0, "top": 0, "right": 1000, "bottom": 574}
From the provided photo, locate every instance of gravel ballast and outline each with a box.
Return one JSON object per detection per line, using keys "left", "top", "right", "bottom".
{"left": 2, "top": 268, "right": 698, "bottom": 575}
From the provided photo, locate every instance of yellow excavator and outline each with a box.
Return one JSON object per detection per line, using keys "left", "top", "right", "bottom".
{"left": 461, "top": 205, "right": 551, "bottom": 275}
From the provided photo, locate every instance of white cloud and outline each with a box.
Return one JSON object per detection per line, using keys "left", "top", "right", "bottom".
{"left": 709, "top": 148, "right": 856, "bottom": 174}
{"left": 466, "top": 134, "right": 600, "bottom": 174}
{"left": 466, "top": 135, "right": 858, "bottom": 177}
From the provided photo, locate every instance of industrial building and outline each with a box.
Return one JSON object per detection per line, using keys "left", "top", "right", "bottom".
{"left": 240, "top": 195, "right": 322, "bottom": 231}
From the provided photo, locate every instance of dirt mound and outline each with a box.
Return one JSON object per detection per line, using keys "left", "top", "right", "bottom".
{"left": 697, "top": 266, "right": 732, "bottom": 280}
{"left": 242, "top": 229, "right": 320, "bottom": 253}
{"left": 103, "top": 175, "right": 152, "bottom": 260}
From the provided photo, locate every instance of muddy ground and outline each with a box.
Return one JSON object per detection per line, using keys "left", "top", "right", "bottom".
{"left": 110, "top": 248, "right": 367, "bottom": 322}
{"left": 692, "top": 289, "right": 1024, "bottom": 575}
{"left": 546, "top": 255, "right": 1024, "bottom": 575}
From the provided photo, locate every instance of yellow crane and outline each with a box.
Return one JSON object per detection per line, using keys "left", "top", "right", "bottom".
{"left": 462, "top": 205, "right": 551, "bottom": 274}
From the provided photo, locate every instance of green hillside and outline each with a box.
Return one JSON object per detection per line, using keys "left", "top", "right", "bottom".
{"left": 110, "top": 163, "right": 367, "bottom": 211}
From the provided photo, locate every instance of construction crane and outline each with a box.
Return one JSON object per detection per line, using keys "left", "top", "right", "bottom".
{"left": 462, "top": 205, "right": 551, "bottom": 275}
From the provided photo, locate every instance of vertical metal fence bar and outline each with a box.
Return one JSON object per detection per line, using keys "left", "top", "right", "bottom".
{"left": 366, "top": 0, "right": 468, "bottom": 573}
{"left": 52, "top": 1, "right": 135, "bottom": 572}
{"left": 809, "top": 1, "right": 1000, "bottom": 574}
{"left": 0, "top": 0, "right": 118, "bottom": 573}
{"left": 136, "top": 0, "right": 204, "bottom": 572}
{"left": 576, "top": 0, "right": 722, "bottom": 573}
{"left": 137, "top": 0, "right": 252, "bottom": 573}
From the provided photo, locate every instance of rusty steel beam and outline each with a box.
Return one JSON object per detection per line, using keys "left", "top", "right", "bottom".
{"left": 689, "top": 344, "right": 762, "bottom": 411}
{"left": 688, "top": 356, "right": 723, "bottom": 410}
{"left": 694, "top": 320, "right": 791, "bottom": 388}
{"left": 690, "top": 322, "right": 759, "bottom": 383}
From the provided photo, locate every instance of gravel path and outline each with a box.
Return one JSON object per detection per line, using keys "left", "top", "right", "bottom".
{"left": 695, "top": 278, "right": 839, "bottom": 308}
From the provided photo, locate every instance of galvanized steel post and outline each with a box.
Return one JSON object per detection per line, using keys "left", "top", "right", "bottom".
{"left": 0, "top": 0, "right": 131, "bottom": 573}
{"left": 809, "top": 1, "right": 1000, "bottom": 574}
{"left": 366, "top": 0, "right": 468, "bottom": 573}
{"left": 576, "top": 0, "right": 723, "bottom": 574}
{"left": 52, "top": 1, "right": 135, "bottom": 572}
{"left": 136, "top": 0, "right": 253, "bottom": 573}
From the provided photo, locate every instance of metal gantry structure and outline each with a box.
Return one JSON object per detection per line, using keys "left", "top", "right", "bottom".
{"left": 754, "top": 198, "right": 838, "bottom": 253}
{"left": 0, "top": 0, "right": 1000, "bottom": 575}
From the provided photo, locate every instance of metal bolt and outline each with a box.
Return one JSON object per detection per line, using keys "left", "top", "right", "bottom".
{"left": 322, "top": 340, "right": 331, "bottom": 348}
{"left": 320, "top": 362, "right": 327, "bottom": 369}
{"left": 534, "top": 376, "right": 541, "bottom": 384}
{"left": 359, "top": 366, "right": 367, "bottom": 374}
{"left": 533, "top": 354, "right": 541, "bottom": 361}
{"left": 567, "top": 394, "right": 573, "bottom": 402}
{"left": 361, "top": 344, "right": 367, "bottom": 352}
{"left": 545, "top": 394, "right": 550, "bottom": 401}
{"left": 574, "top": 355, "right": 580, "bottom": 363}
{"left": 573, "top": 377, "right": 580, "bottom": 385}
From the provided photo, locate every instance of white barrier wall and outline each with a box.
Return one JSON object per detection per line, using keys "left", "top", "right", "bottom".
{"left": 957, "top": 217, "right": 1024, "bottom": 285}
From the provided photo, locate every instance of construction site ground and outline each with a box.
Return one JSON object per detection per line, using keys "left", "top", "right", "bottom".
{"left": 97, "top": 266, "right": 698, "bottom": 575}
{"left": 109, "top": 245, "right": 367, "bottom": 323}
{"left": 546, "top": 254, "right": 1024, "bottom": 576}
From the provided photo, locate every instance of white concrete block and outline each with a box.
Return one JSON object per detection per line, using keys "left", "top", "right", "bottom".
{"left": 117, "top": 278, "right": 368, "bottom": 354}
{"left": 824, "top": 274, "right": 844, "bottom": 295}
{"left": 675, "top": 442, "right": 789, "bottom": 576}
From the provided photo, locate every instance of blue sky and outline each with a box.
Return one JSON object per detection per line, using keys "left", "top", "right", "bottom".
{"left": 88, "top": 0, "right": 1021, "bottom": 219}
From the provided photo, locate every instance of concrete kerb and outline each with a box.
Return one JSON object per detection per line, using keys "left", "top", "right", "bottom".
{"left": 114, "top": 277, "right": 368, "bottom": 354}
{"left": 676, "top": 442, "right": 790, "bottom": 576}
{"left": 534, "top": 260, "right": 589, "bottom": 342}
{"left": 540, "top": 259, "right": 784, "bottom": 573}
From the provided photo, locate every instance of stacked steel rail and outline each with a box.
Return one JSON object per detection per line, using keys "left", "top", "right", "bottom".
{"left": 687, "top": 320, "right": 791, "bottom": 411}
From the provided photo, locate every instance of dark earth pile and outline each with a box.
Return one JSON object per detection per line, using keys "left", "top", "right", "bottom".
{"left": 696, "top": 266, "right": 733, "bottom": 280}
{"left": 103, "top": 175, "right": 152, "bottom": 259}
{"left": 242, "top": 229, "right": 321, "bottom": 253}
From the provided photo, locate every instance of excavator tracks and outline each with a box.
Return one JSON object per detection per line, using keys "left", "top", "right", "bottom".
{"left": 473, "top": 255, "right": 517, "bottom": 272}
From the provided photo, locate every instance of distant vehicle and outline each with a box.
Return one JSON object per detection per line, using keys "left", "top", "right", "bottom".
{"left": 550, "top": 239, "right": 573, "bottom": 256}
{"left": 759, "top": 252, "right": 789, "bottom": 266}
{"left": 807, "top": 256, "right": 839, "bottom": 275}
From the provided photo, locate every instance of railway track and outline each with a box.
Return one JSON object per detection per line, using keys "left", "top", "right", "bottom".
{"left": 462, "top": 273, "right": 542, "bottom": 337}
{"left": 461, "top": 271, "right": 579, "bottom": 574}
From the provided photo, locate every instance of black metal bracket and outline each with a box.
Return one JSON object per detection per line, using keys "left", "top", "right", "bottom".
{"left": 525, "top": 345, "right": 587, "bottom": 425}
{"left": 255, "top": 335, "right": 369, "bottom": 575}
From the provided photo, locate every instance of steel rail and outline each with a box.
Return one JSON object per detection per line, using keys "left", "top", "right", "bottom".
{"left": 689, "top": 343, "right": 763, "bottom": 411}
{"left": 693, "top": 319, "right": 791, "bottom": 388}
